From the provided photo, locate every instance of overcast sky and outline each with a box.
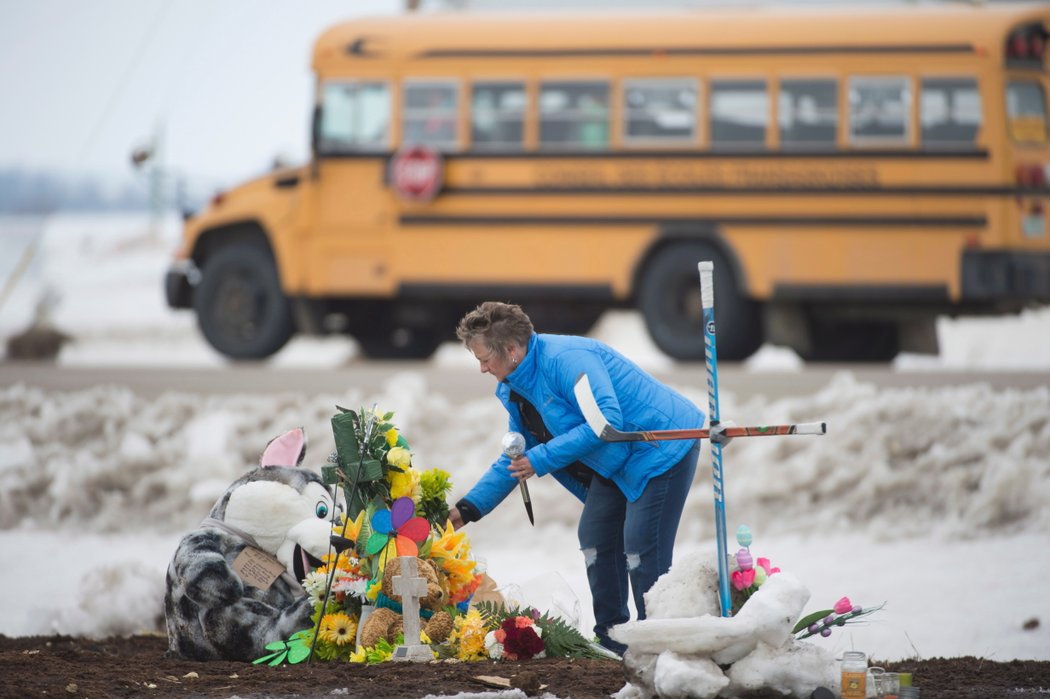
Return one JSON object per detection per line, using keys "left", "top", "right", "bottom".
{"left": 0, "top": 1, "right": 400, "bottom": 187}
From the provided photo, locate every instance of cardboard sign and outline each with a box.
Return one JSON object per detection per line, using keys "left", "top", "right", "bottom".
{"left": 232, "top": 547, "right": 286, "bottom": 591}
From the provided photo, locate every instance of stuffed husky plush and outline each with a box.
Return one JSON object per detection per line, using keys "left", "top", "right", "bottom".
{"left": 164, "top": 428, "right": 338, "bottom": 661}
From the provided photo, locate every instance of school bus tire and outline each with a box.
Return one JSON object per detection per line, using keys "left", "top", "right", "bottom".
{"left": 193, "top": 242, "right": 294, "bottom": 360}
{"left": 637, "top": 243, "right": 763, "bottom": 361}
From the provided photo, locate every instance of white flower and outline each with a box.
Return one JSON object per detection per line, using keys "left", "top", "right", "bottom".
{"left": 483, "top": 630, "right": 504, "bottom": 659}
{"left": 302, "top": 570, "right": 329, "bottom": 601}
{"left": 332, "top": 575, "right": 370, "bottom": 600}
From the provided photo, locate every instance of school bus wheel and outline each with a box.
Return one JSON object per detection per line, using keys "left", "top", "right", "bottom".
{"left": 192, "top": 242, "right": 295, "bottom": 360}
{"left": 637, "top": 243, "right": 763, "bottom": 362}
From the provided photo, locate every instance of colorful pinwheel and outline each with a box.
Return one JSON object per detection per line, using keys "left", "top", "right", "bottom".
{"left": 365, "top": 496, "right": 430, "bottom": 559}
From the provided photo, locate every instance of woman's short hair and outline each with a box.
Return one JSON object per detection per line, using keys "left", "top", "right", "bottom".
{"left": 456, "top": 302, "right": 534, "bottom": 358}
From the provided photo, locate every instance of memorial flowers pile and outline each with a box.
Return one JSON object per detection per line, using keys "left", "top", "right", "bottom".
{"left": 729, "top": 524, "right": 884, "bottom": 639}
{"left": 256, "top": 405, "right": 607, "bottom": 666}
{"left": 728, "top": 524, "right": 782, "bottom": 612}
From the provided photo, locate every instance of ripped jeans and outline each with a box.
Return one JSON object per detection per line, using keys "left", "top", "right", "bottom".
{"left": 577, "top": 443, "right": 699, "bottom": 654}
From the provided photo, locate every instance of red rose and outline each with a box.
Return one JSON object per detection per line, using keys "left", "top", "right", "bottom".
{"left": 500, "top": 618, "right": 545, "bottom": 659}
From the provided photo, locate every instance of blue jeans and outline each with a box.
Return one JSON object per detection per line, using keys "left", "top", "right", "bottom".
{"left": 577, "top": 443, "right": 699, "bottom": 654}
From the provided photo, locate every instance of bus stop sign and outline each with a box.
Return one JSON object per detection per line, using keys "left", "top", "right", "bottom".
{"left": 390, "top": 145, "right": 443, "bottom": 202}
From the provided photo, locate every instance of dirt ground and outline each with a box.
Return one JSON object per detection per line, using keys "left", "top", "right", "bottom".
{"left": 2, "top": 634, "right": 1049, "bottom": 699}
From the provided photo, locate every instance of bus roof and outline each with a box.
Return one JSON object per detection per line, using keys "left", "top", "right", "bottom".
{"left": 312, "top": 3, "right": 1049, "bottom": 72}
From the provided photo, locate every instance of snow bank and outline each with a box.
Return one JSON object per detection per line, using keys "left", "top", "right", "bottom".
{"left": 2, "top": 373, "right": 1046, "bottom": 543}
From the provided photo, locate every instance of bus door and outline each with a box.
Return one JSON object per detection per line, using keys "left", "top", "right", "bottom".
{"left": 966, "top": 20, "right": 1050, "bottom": 309}
{"left": 310, "top": 79, "right": 395, "bottom": 297}
{"left": 1005, "top": 74, "right": 1050, "bottom": 245}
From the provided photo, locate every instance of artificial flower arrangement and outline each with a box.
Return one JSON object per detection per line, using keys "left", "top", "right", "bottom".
{"left": 728, "top": 524, "right": 884, "bottom": 638}
{"left": 254, "top": 405, "right": 607, "bottom": 667}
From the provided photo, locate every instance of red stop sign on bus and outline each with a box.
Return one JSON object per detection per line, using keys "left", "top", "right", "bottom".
{"left": 390, "top": 145, "right": 443, "bottom": 202}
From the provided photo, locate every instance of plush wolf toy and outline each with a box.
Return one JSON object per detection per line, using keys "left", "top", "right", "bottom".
{"left": 164, "top": 428, "right": 337, "bottom": 661}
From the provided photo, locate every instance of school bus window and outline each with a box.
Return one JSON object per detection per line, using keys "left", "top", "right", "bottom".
{"left": 317, "top": 82, "right": 390, "bottom": 153}
{"left": 471, "top": 82, "right": 526, "bottom": 150}
{"left": 709, "top": 79, "right": 767, "bottom": 150}
{"left": 402, "top": 81, "right": 459, "bottom": 150}
{"left": 920, "top": 78, "right": 981, "bottom": 148}
{"left": 622, "top": 78, "right": 697, "bottom": 145}
{"left": 778, "top": 79, "right": 837, "bottom": 150}
{"left": 539, "top": 81, "right": 610, "bottom": 149}
{"left": 849, "top": 76, "right": 911, "bottom": 145}
{"left": 1006, "top": 80, "right": 1048, "bottom": 143}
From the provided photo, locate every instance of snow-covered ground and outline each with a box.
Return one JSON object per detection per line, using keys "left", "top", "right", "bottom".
{"left": 1, "top": 213, "right": 1048, "bottom": 667}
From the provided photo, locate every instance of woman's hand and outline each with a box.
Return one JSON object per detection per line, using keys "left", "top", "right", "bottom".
{"left": 508, "top": 455, "right": 535, "bottom": 481}
{"left": 449, "top": 506, "right": 465, "bottom": 530}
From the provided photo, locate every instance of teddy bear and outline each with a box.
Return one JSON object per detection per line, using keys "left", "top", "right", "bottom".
{"left": 358, "top": 556, "right": 453, "bottom": 647}
{"left": 164, "top": 428, "right": 337, "bottom": 661}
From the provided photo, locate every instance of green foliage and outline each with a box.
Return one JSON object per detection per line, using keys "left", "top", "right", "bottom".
{"left": 792, "top": 608, "right": 834, "bottom": 635}
{"left": 417, "top": 468, "right": 453, "bottom": 528}
{"left": 730, "top": 585, "right": 755, "bottom": 616}
{"left": 326, "top": 406, "right": 396, "bottom": 519}
{"left": 364, "top": 636, "right": 399, "bottom": 663}
{"left": 252, "top": 629, "right": 312, "bottom": 666}
{"left": 420, "top": 468, "right": 452, "bottom": 500}
{"left": 473, "top": 600, "right": 514, "bottom": 627}
{"left": 431, "top": 643, "right": 458, "bottom": 660}
{"left": 471, "top": 601, "right": 610, "bottom": 660}
{"left": 534, "top": 611, "right": 611, "bottom": 660}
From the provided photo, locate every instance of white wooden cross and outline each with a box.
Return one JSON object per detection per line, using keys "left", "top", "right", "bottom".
{"left": 391, "top": 556, "right": 433, "bottom": 662}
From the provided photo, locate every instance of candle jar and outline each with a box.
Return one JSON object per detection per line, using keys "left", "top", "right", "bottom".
{"left": 841, "top": 651, "right": 868, "bottom": 699}
{"left": 880, "top": 672, "right": 900, "bottom": 698}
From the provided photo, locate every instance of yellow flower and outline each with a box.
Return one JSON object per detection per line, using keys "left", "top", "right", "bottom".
{"left": 386, "top": 446, "right": 412, "bottom": 469}
{"left": 348, "top": 645, "right": 367, "bottom": 663}
{"left": 441, "top": 557, "right": 477, "bottom": 592}
{"left": 319, "top": 613, "right": 358, "bottom": 646}
{"left": 428, "top": 520, "right": 476, "bottom": 596}
{"left": 450, "top": 608, "right": 488, "bottom": 661}
{"left": 388, "top": 466, "right": 421, "bottom": 501}
{"left": 429, "top": 520, "right": 470, "bottom": 563}
{"left": 331, "top": 510, "right": 365, "bottom": 546}
{"left": 385, "top": 428, "right": 399, "bottom": 447}
{"left": 365, "top": 578, "right": 381, "bottom": 602}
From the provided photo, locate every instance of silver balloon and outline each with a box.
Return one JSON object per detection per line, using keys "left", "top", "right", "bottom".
{"left": 501, "top": 431, "right": 526, "bottom": 459}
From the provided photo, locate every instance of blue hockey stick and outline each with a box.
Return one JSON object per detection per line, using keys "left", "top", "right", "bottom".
{"left": 699, "top": 260, "right": 732, "bottom": 618}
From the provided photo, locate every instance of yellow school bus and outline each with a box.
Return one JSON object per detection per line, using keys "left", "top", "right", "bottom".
{"left": 166, "top": 3, "right": 1050, "bottom": 362}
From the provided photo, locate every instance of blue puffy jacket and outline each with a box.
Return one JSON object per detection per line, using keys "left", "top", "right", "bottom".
{"left": 459, "top": 333, "right": 704, "bottom": 519}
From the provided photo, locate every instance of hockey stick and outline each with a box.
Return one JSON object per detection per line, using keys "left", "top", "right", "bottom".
{"left": 572, "top": 374, "right": 826, "bottom": 443}
{"left": 699, "top": 261, "right": 732, "bottom": 619}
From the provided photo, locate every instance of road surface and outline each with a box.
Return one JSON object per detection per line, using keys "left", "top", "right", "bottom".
{"left": 2, "top": 363, "right": 1046, "bottom": 401}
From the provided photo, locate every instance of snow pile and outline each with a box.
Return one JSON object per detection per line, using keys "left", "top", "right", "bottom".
{"left": 611, "top": 559, "right": 837, "bottom": 699}
{"left": 679, "top": 373, "right": 1050, "bottom": 542}
{"left": 3, "top": 373, "right": 1047, "bottom": 543}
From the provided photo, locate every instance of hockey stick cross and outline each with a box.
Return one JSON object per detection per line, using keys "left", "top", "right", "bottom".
{"left": 572, "top": 261, "right": 827, "bottom": 618}
{"left": 572, "top": 375, "right": 826, "bottom": 444}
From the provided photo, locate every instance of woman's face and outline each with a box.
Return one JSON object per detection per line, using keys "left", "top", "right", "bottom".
{"left": 468, "top": 339, "right": 519, "bottom": 382}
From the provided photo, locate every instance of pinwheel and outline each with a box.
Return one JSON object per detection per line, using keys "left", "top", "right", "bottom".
{"left": 365, "top": 496, "right": 430, "bottom": 560}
